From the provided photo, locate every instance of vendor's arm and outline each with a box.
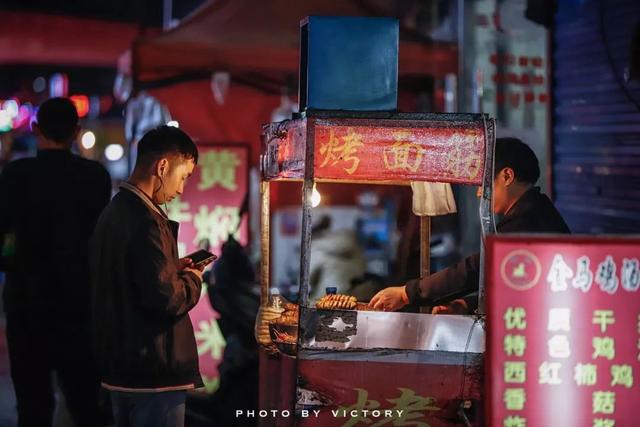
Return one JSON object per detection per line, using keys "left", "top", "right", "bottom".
{"left": 369, "top": 252, "right": 480, "bottom": 311}
{"left": 405, "top": 252, "right": 480, "bottom": 305}
{"left": 131, "top": 222, "right": 203, "bottom": 317}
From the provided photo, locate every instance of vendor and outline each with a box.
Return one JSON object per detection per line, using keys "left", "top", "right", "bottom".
{"left": 369, "top": 137, "right": 570, "bottom": 314}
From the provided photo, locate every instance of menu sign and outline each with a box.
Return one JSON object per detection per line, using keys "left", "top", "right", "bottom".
{"left": 487, "top": 236, "right": 640, "bottom": 427}
{"left": 166, "top": 144, "right": 249, "bottom": 392}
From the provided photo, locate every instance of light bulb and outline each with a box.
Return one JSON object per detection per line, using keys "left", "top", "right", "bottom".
{"left": 311, "top": 185, "right": 321, "bottom": 208}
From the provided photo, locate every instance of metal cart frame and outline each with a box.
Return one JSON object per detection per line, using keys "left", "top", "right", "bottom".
{"left": 258, "top": 110, "right": 496, "bottom": 427}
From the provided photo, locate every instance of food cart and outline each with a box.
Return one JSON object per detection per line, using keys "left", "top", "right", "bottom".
{"left": 255, "top": 109, "right": 497, "bottom": 427}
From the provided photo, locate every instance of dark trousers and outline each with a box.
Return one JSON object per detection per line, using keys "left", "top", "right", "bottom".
{"left": 110, "top": 390, "right": 186, "bottom": 427}
{"left": 5, "top": 311, "right": 103, "bottom": 427}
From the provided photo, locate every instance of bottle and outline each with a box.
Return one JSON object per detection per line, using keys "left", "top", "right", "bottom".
{"left": 270, "top": 287, "right": 284, "bottom": 311}
{"left": 255, "top": 287, "right": 284, "bottom": 347}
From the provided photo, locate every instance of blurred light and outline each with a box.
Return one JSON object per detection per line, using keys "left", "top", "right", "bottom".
{"left": 81, "top": 131, "right": 96, "bottom": 149}
{"left": 271, "top": 95, "right": 298, "bottom": 123}
{"left": 210, "top": 72, "right": 230, "bottom": 105}
{"left": 357, "top": 191, "right": 379, "bottom": 208}
{"left": 0, "top": 110, "right": 12, "bottom": 132}
{"left": 311, "top": 184, "right": 321, "bottom": 208}
{"left": 100, "top": 95, "right": 113, "bottom": 114}
{"left": 105, "top": 144, "right": 124, "bottom": 161}
{"left": 50, "top": 73, "right": 69, "bottom": 98}
{"left": 12, "top": 104, "right": 32, "bottom": 129}
{"left": 70, "top": 95, "right": 90, "bottom": 118}
{"left": 29, "top": 106, "right": 38, "bottom": 129}
{"left": 167, "top": 120, "right": 179, "bottom": 128}
{"left": 113, "top": 72, "right": 132, "bottom": 103}
{"left": 105, "top": 156, "right": 129, "bottom": 180}
{"left": 3, "top": 99, "right": 19, "bottom": 118}
{"left": 89, "top": 96, "right": 101, "bottom": 119}
{"left": 33, "top": 77, "right": 46, "bottom": 93}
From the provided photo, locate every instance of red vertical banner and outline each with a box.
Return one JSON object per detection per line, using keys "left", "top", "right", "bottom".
{"left": 166, "top": 144, "right": 249, "bottom": 392}
{"left": 487, "top": 236, "right": 640, "bottom": 427}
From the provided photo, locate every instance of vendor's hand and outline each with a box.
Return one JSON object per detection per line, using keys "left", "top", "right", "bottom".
{"left": 184, "top": 266, "right": 204, "bottom": 281}
{"left": 179, "top": 257, "right": 194, "bottom": 270}
{"left": 431, "top": 299, "right": 469, "bottom": 315}
{"left": 369, "top": 286, "right": 410, "bottom": 311}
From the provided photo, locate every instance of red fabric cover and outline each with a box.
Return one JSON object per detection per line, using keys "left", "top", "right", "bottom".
{"left": 0, "top": 12, "right": 143, "bottom": 66}
{"left": 139, "top": 0, "right": 447, "bottom": 208}
{"left": 149, "top": 80, "right": 280, "bottom": 166}
{"left": 130, "top": 0, "right": 457, "bottom": 82}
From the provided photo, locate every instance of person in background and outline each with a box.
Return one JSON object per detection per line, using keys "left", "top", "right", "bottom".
{"left": 309, "top": 215, "right": 366, "bottom": 301}
{"left": 370, "top": 137, "right": 570, "bottom": 314}
{"left": 0, "top": 97, "right": 112, "bottom": 426}
{"left": 90, "top": 126, "right": 203, "bottom": 427}
{"left": 205, "top": 234, "right": 259, "bottom": 426}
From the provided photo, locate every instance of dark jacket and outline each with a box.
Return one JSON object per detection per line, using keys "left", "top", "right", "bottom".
{"left": 90, "top": 183, "right": 203, "bottom": 389}
{"left": 0, "top": 149, "right": 111, "bottom": 321}
{"left": 405, "top": 187, "right": 570, "bottom": 305}
{"left": 207, "top": 235, "right": 259, "bottom": 345}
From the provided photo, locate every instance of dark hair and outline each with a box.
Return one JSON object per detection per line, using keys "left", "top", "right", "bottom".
{"left": 136, "top": 126, "right": 199, "bottom": 169}
{"left": 35, "top": 97, "right": 79, "bottom": 144}
{"left": 495, "top": 137, "right": 540, "bottom": 184}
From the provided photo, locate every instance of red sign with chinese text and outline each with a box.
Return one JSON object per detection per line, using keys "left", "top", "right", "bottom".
{"left": 167, "top": 144, "right": 249, "bottom": 392}
{"left": 297, "top": 358, "right": 479, "bottom": 427}
{"left": 487, "top": 236, "right": 640, "bottom": 427}
{"left": 313, "top": 124, "right": 485, "bottom": 185}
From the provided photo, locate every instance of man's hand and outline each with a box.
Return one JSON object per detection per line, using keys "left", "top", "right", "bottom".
{"left": 184, "top": 267, "right": 204, "bottom": 281}
{"left": 431, "top": 299, "right": 469, "bottom": 315}
{"left": 179, "top": 257, "right": 194, "bottom": 270}
{"left": 180, "top": 257, "right": 204, "bottom": 281}
{"left": 369, "top": 286, "right": 409, "bottom": 311}
{"left": 179, "top": 257, "right": 205, "bottom": 272}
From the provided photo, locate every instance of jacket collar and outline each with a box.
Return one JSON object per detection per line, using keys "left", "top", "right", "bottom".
{"left": 502, "top": 186, "right": 541, "bottom": 222}
{"left": 119, "top": 182, "right": 168, "bottom": 220}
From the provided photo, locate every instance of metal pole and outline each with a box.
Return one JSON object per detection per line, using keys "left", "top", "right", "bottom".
{"left": 419, "top": 216, "right": 432, "bottom": 314}
{"left": 457, "top": 0, "right": 465, "bottom": 113}
{"left": 260, "top": 179, "right": 270, "bottom": 305}
{"left": 298, "top": 120, "right": 315, "bottom": 307}
{"left": 420, "top": 216, "right": 431, "bottom": 279}
{"left": 478, "top": 117, "right": 496, "bottom": 314}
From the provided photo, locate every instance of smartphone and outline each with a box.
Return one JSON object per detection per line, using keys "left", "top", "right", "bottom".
{"left": 185, "top": 249, "right": 218, "bottom": 268}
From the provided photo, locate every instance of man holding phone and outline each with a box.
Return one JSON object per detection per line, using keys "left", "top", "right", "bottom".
{"left": 90, "top": 126, "right": 206, "bottom": 427}
{"left": 187, "top": 249, "right": 218, "bottom": 269}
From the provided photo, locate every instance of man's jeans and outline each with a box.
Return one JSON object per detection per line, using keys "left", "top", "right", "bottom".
{"left": 110, "top": 390, "right": 186, "bottom": 427}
